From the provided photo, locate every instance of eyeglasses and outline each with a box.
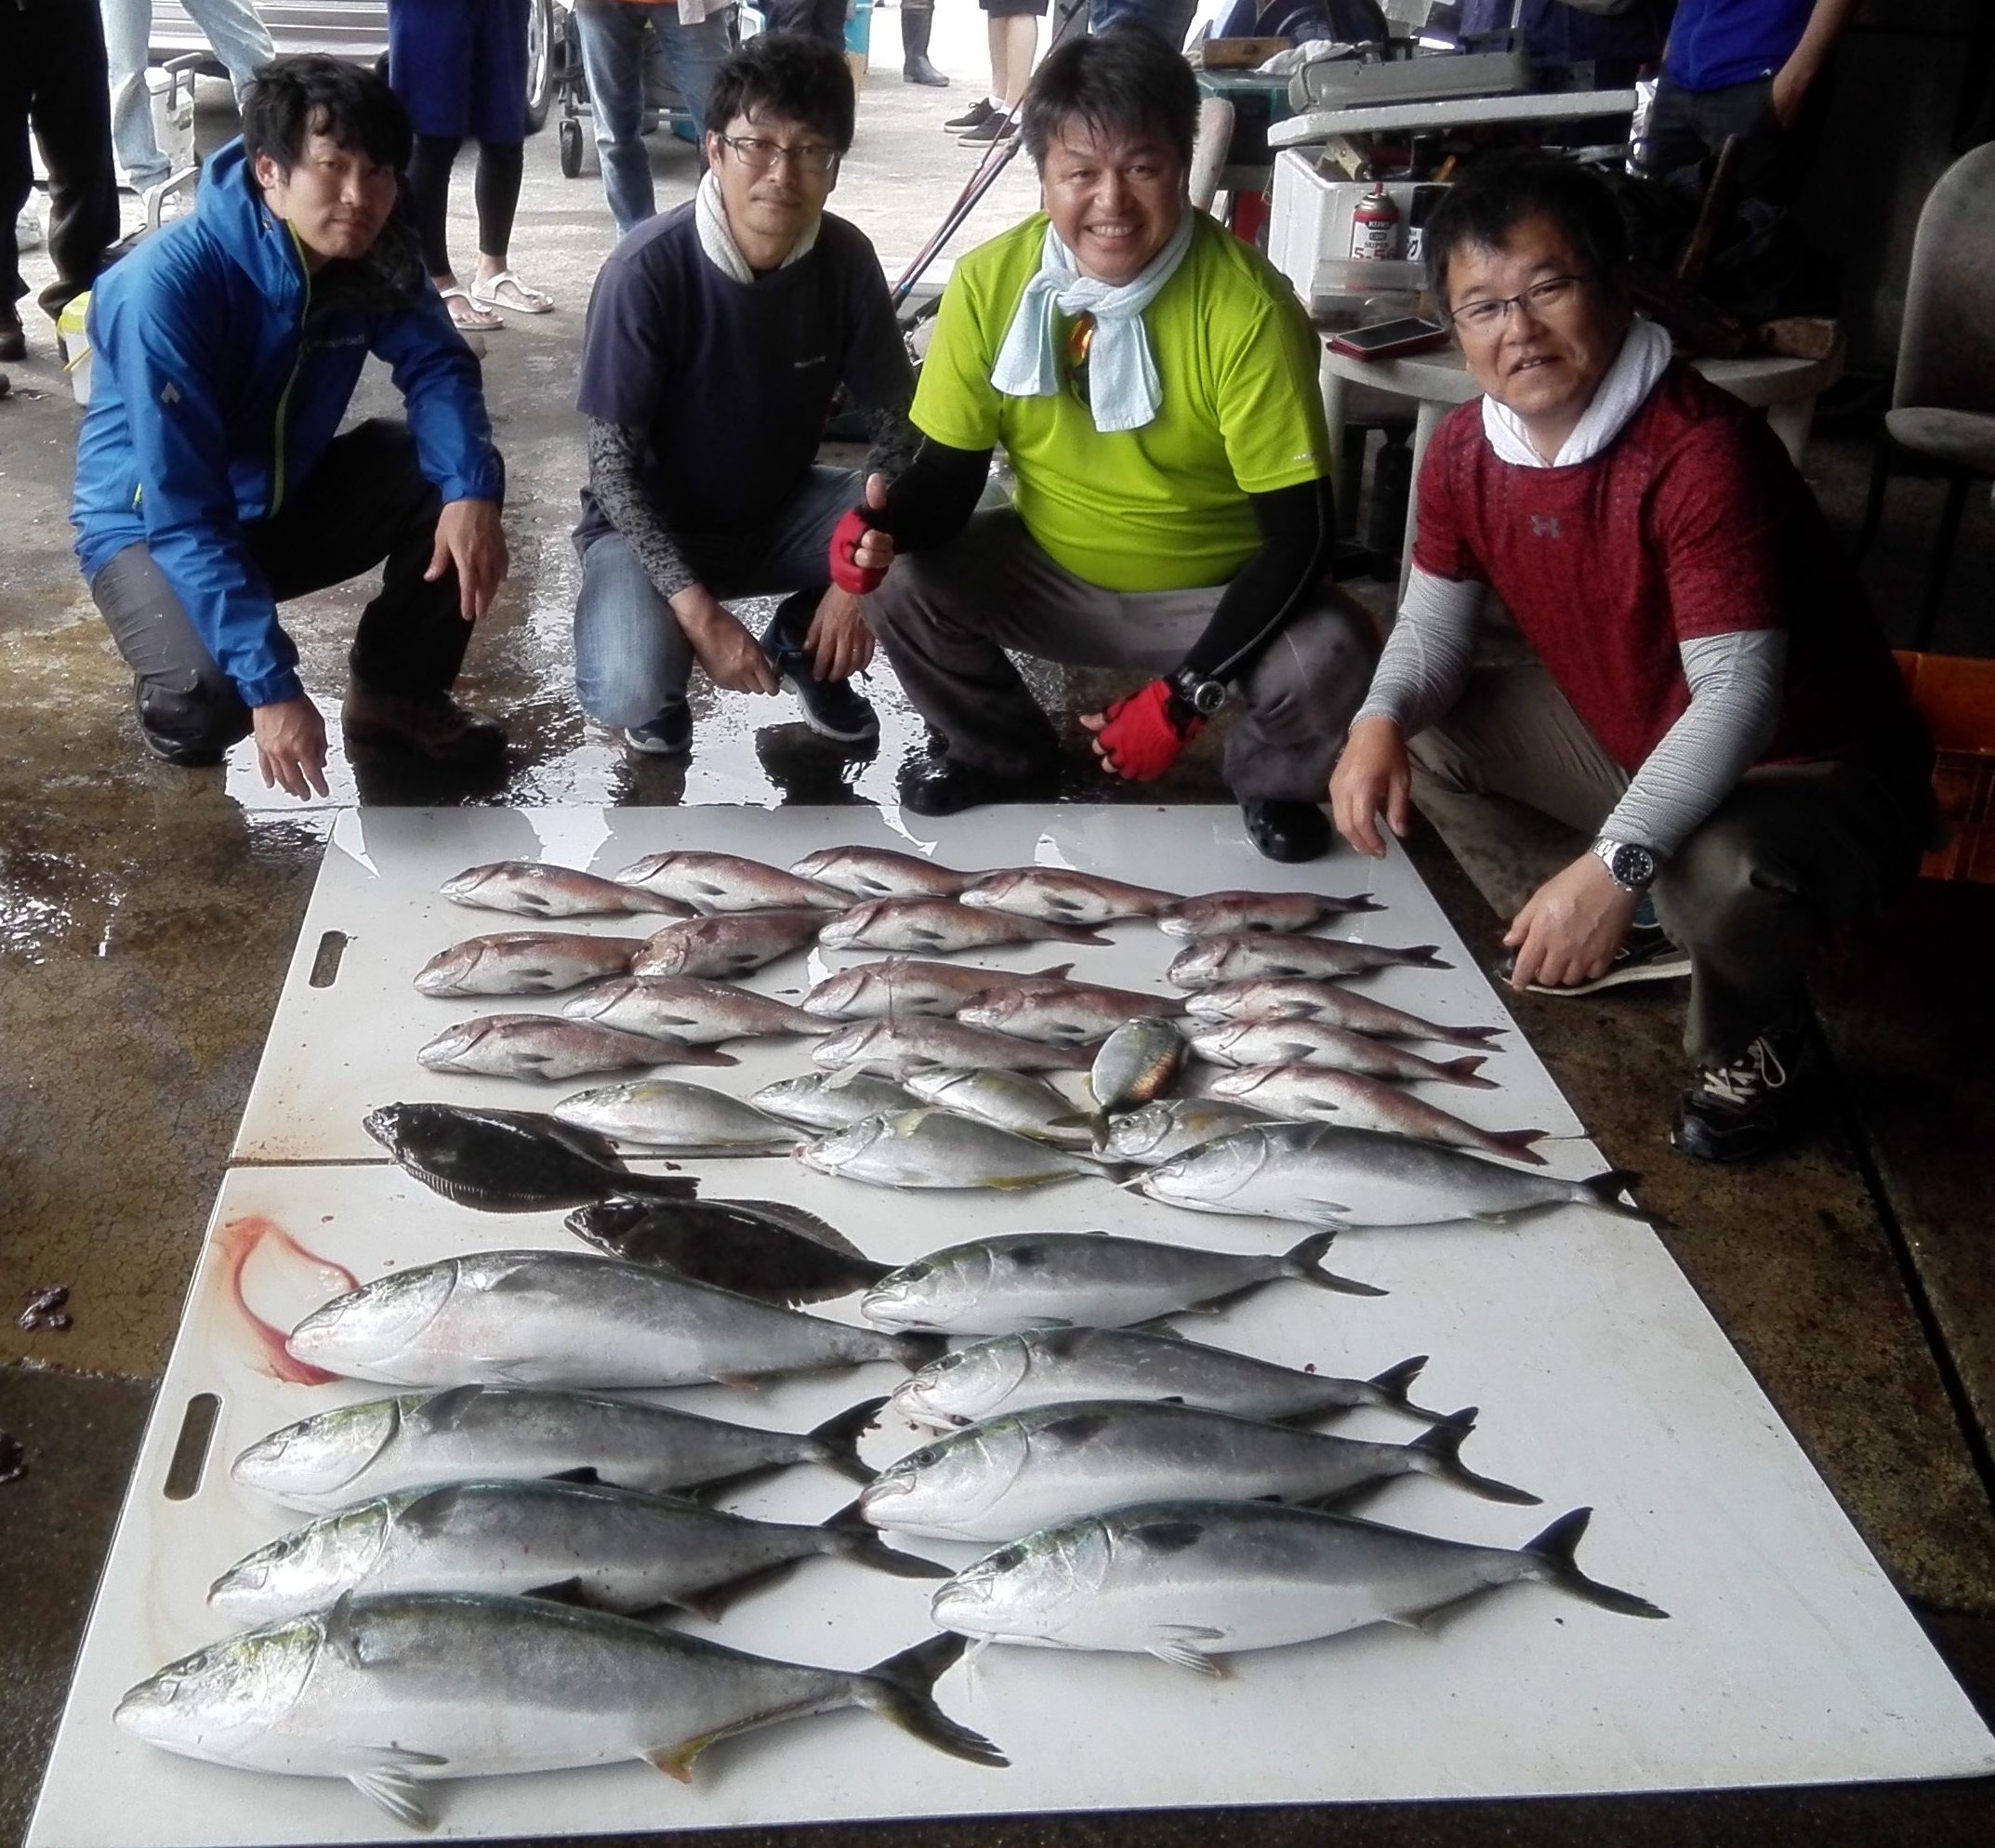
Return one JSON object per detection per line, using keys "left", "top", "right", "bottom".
{"left": 715, "top": 134, "right": 840, "bottom": 178}
{"left": 1447, "top": 273, "right": 1588, "bottom": 334}
{"left": 1064, "top": 311, "right": 1095, "bottom": 407}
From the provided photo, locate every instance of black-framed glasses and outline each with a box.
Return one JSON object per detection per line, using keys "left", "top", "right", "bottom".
{"left": 1064, "top": 311, "right": 1095, "bottom": 407}
{"left": 715, "top": 133, "right": 840, "bottom": 178}
{"left": 1447, "top": 273, "right": 1588, "bottom": 334}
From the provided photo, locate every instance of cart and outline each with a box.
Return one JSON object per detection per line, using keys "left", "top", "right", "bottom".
{"left": 557, "top": 5, "right": 759, "bottom": 178}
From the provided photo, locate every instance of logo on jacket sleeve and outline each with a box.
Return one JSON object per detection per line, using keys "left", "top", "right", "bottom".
{"left": 160, "top": 382, "right": 182, "bottom": 406}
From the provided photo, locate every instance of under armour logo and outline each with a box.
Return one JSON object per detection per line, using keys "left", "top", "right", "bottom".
{"left": 160, "top": 383, "right": 181, "bottom": 406}
{"left": 1529, "top": 514, "right": 1561, "bottom": 538}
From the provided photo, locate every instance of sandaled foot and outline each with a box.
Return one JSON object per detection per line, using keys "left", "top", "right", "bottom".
{"left": 470, "top": 270, "right": 554, "bottom": 315}
{"left": 440, "top": 285, "right": 502, "bottom": 331}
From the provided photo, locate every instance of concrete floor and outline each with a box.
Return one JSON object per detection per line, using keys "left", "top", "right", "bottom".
{"left": 5, "top": 25, "right": 1995, "bottom": 1844}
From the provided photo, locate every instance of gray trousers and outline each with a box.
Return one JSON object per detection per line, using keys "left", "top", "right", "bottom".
{"left": 865, "top": 508, "right": 1379, "bottom": 802}
{"left": 1407, "top": 658, "right": 1926, "bottom": 1068}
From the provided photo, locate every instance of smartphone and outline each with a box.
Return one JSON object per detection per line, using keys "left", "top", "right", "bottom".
{"left": 1328, "top": 316, "right": 1450, "bottom": 360}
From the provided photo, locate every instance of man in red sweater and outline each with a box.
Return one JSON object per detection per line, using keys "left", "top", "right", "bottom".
{"left": 1330, "top": 152, "right": 1930, "bottom": 1163}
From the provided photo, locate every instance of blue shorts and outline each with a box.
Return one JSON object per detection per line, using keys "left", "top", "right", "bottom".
{"left": 388, "top": 0, "right": 532, "bottom": 145}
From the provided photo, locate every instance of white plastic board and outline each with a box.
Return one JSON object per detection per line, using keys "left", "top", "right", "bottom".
{"left": 231, "top": 805, "right": 1581, "bottom": 1165}
{"left": 31, "top": 806, "right": 1995, "bottom": 1848}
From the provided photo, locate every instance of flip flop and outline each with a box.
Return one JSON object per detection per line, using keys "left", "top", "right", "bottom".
{"left": 440, "top": 285, "right": 502, "bottom": 331}
{"left": 469, "top": 270, "right": 555, "bottom": 315}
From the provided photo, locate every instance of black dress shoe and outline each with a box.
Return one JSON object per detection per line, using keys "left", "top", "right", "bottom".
{"left": 1242, "top": 798, "right": 1331, "bottom": 863}
{"left": 897, "top": 753, "right": 1058, "bottom": 818}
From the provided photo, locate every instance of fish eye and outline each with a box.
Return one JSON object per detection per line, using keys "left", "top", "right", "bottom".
{"left": 988, "top": 1546, "right": 1025, "bottom": 1571}
{"left": 910, "top": 1445, "right": 941, "bottom": 1467}
{"left": 934, "top": 1351, "right": 964, "bottom": 1371}
{"left": 897, "top": 1261, "right": 931, "bottom": 1283}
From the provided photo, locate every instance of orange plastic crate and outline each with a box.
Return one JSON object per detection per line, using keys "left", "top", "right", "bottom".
{"left": 1896, "top": 651, "right": 1995, "bottom": 883}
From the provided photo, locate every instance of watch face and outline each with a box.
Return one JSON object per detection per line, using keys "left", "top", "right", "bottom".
{"left": 1611, "top": 845, "right": 1657, "bottom": 888}
{"left": 1188, "top": 680, "right": 1225, "bottom": 715}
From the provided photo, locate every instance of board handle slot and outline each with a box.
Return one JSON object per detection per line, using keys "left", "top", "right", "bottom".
{"left": 308, "top": 931, "right": 349, "bottom": 989}
{"left": 162, "top": 1393, "right": 219, "bottom": 1501}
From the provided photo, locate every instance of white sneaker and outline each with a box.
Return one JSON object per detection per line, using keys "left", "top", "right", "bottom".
{"left": 16, "top": 208, "right": 43, "bottom": 253}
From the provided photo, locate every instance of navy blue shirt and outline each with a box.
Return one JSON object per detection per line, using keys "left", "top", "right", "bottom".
{"left": 1460, "top": 0, "right": 1668, "bottom": 68}
{"left": 1665, "top": 0, "right": 1816, "bottom": 92}
{"left": 575, "top": 204, "right": 911, "bottom": 544}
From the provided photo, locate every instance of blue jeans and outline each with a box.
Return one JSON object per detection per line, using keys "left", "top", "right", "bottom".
{"left": 103, "top": 0, "right": 273, "bottom": 189}
{"left": 1086, "top": 0, "right": 1197, "bottom": 48}
{"left": 573, "top": 0, "right": 733, "bottom": 235}
{"left": 574, "top": 466, "right": 857, "bottom": 727}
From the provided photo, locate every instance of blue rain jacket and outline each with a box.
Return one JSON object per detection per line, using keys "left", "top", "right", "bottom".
{"left": 72, "top": 140, "right": 504, "bottom": 708}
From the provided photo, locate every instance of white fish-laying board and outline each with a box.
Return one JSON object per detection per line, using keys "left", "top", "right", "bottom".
{"left": 30, "top": 805, "right": 1995, "bottom": 1848}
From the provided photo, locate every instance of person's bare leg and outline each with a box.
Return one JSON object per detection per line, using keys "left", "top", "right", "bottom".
{"left": 986, "top": 16, "right": 1010, "bottom": 103}
{"left": 1001, "top": 17, "right": 1037, "bottom": 107}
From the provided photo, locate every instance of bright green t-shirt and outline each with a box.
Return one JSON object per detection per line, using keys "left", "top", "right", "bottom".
{"left": 913, "top": 211, "right": 1330, "bottom": 593}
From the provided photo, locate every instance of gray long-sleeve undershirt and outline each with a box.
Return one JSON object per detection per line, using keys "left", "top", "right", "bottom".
{"left": 586, "top": 409, "right": 921, "bottom": 609}
{"left": 1354, "top": 567, "right": 1789, "bottom": 858}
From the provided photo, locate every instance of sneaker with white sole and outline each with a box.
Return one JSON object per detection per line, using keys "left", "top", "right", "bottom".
{"left": 760, "top": 608, "right": 879, "bottom": 745}
{"left": 1493, "top": 920, "right": 1692, "bottom": 996}
{"left": 1671, "top": 1022, "right": 1804, "bottom": 1163}
{"left": 625, "top": 700, "right": 693, "bottom": 757}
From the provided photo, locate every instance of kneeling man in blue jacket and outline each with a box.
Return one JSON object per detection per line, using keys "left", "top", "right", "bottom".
{"left": 72, "top": 56, "right": 509, "bottom": 799}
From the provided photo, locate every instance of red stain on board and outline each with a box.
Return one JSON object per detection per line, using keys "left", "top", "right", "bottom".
{"left": 216, "top": 1216, "right": 359, "bottom": 1387}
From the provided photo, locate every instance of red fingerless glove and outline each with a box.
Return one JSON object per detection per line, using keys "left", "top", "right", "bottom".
{"left": 829, "top": 507, "right": 885, "bottom": 595}
{"left": 1096, "top": 680, "right": 1201, "bottom": 781}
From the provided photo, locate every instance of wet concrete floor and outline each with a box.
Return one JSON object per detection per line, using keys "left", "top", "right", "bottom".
{"left": 4, "top": 37, "right": 1995, "bottom": 1846}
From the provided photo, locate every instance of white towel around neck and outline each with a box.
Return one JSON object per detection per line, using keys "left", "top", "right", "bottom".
{"left": 1480, "top": 315, "right": 1675, "bottom": 468}
{"left": 988, "top": 212, "right": 1198, "bottom": 434}
{"left": 694, "top": 168, "right": 820, "bottom": 284}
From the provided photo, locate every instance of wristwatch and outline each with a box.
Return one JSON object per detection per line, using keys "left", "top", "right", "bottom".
{"left": 1167, "top": 665, "right": 1228, "bottom": 719}
{"left": 1591, "top": 837, "right": 1658, "bottom": 892}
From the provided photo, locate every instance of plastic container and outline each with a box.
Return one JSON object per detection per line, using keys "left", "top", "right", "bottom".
{"left": 1266, "top": 151, "right": 1438, "bottom": 307}
{"left": 57, "top": 295, "right": 92, "bottom": 406}
{"left": 845, "top": 0, "right": 871, "bottom": 73}
{"left": 1896, "top": 651, "right": 1995, "bottom": 884}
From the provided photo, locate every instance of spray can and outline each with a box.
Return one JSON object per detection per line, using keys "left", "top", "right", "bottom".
{"left": 1349, "top": 184, "right": 1402, "bottom": 262}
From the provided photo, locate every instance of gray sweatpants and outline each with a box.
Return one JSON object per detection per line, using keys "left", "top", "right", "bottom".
{"left": 1407, "top": 657, "right": 1927, "bottom": 1068}
{"left": 865, "top": 508, "right": 1379, "bottom": 802}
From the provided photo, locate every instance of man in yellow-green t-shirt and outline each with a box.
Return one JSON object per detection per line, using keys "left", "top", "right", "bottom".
{"left": 855, "top": 29, "right": 1375, "bottom": 862}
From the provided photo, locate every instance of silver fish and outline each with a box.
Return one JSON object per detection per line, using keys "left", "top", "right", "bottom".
{"left": 414, "top": 932, "right": 648, "bottom": 997}
{"left": 114, "top": 1597, "right": 1002, "bottom": 1828}
{"left": 891, "top": 1327, "right": 1439, "bottom": 1430}
{"left": 416, "top": 1014, "right": 736, "bottom": 1082}
{"left": 802, "top": 957, "right": 1077, "bottom": 1020}
{"left": 1185, "top": 978, "right": 1503, "bottom": 1048}
{"left": 859, "top": 1401, "right": 1535, "bottom": 1542}
{"left": 957, "top": 867, "right": 1180, "bottom": 926}
{"left": 1090, "top": 1017, "right": 1186, "bottom": 1115}
{"left": 630, "top": 908, "right": 826, "bottom": 979}
{"left": 1210, "top": 1064, "right": 1549, "bottom": 1165}
{"left": 750, "top": 1071, "right": 920, "bottom": 1130}
{"left": 1187, "top": 1020, "right": 1493, "bottom": 1089}
{"left": 902, "top": 1067, "right": 1094, "bottom": 1149}
{"left": 789, "top": 846, "right": 974, "bottom": 900}
{"left": 819, "top": 897, "right": 1111, "bottom": 954}
{"left": 209, "top": 1477, "right": 945, "bottom": 1622}
{"left": 1168, "top": 933, "right": 1447, "bottom": 988}
{"left": 230, "top": 1386, "right": 884, "bottom": 1512}
{"left": 958, "top": 981, "right": 1183, "bottom": 1043}
{"left": 1155, "top": 889, "right": 1384, "bottom": 937}
{"left": 798, "top": 1109, "right": 1101, "bottom": 1192}
{"left": 440, "top": 862, "right": 692, "bottom": 920}
{"left": 562, "top": 975, "right": 829, "bottom": 1044}
{"left": 932, "top": 1501, "right": 1664, "bottom": 1670}
{"left": 551, "top": 1080, "right": 796, "bottom": 1154}
{"left": 1141, "top": 1122, "right": 1646, "bottom": 1228}
{"left": 1103, "top": 1099, "right": 1275, "bottom": 1167}
{"left": 285, "top": 1249, "right": 931, "bottom": 1389}
{"left": 861, "top": 1228, "right": 1380, "bottom": 1335}
{"left": 811, "top": 1017, "right": 1098, "bottom": 1077}
{"left": 613, "top": 851, "right": 846, "bottom": 913}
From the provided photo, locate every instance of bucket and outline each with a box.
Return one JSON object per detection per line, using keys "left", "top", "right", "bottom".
{"left": 846, "top": 0, "right": 872, "bottom": 72}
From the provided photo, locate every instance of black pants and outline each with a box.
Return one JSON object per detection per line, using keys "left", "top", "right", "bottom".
{"left": 406, "top": 136, "right": 525, "bottom": 278}
{"left": 1640, "top": 67, "right": 1832, "bottom": 214}
{"left": 0, "top": 0, "right": 120, "bottom": 317}
{"left": 761, "top": 0, "right": 846, "bottom": 50}
{"left": 91, "top": 420, "right": 474, "bottom": 755}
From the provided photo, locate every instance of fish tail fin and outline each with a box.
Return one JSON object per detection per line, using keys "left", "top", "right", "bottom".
{"left": 618, "top": 1172, "right": 702, "bottom": 1204}
{"left": 808, "top": 1396, "right": 886, "bottom": 1485}
{"left": 1282, "top": 1230, "right": 1388, "bottom": 1300}
{"left": 894, "top": 1332, "right": 950, "bottom": 1371}
{"left": 1410, "top": 1410, "right": 1542, "bottom": 1506}
{"left": 1407, "top": 945, "right": 1449, "bottom": 968}
{"left": 855, "top": 1634, "right": 1010, "bottom": 1768}
{"left": 1448, "top": 1023, "right": 1505, "bottom": 1045}
{"left": 823, "top": 1500, "right": 953, "bottom": 1578}
{"left": 1579, "top": 1169, "right": 1664, "bottom": 1225}
{"left": 1437, "top": 1055, "right": 1498, "bottom": 1089}
{"left": 1483, "top": 1127, "right": 1552, "bottom": 1165}
{"left": 1523, "top": 1508, "right": 1670, "bottom": 1619}
{"left": 1367, "top": 1353, "right": 1440, "bottom": 1418}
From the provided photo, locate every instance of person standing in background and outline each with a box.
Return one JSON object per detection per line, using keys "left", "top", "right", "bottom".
{"left": 573, "top": 0, "right": 736, "bottom": 237}
{"left": 389, "top": 0, "right": 555, "bottom": 328}
{"left": 902, "top": 0, "right": 948, "bottom": 86}
{"left": 945, "top": 0, "right": 1046, "bottom": 146}
{"left": 100, "top": 0, "right": 275, "bottom": 193}
{"left": 2, "top": 0, "right": 121, "bottom": 361}
{"left": 761, "top": 0, "right": 842, "bottom": 46}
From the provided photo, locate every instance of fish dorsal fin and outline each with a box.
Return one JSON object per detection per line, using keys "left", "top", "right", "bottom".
{"left": 545, "top": 1466, "right": 601, "bottom": 1485}
{"left": 522, "top": 1577, "right": 594, "bottom": 1607}
{"left": 410, "top": 1383, "right": 486, "bottom": 1432}
{"left": 349, "top": 1763, "right": 443, "bottom": 1830}
{"left": 1147, "top": 1625, "right": 1228, "bottom": 1677}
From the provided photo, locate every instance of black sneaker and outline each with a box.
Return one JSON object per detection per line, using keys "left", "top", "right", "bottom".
{"left": 1492, "top": 920, "right": 1692, "bottom": 996}
{"left": 944, "top": 98, "right": 996, "bottom": 131}
{"left": 958, "top": 112, "right": 1017, "bottom": 147}
{"left": 1671, "top": 1023, "right": 1804, "bottom": 1163}
{"left": 625, "top": 700, "right": 692, "bottom": 757}
{"left": 760, "top": 612, "right": 879, "bottom": 745}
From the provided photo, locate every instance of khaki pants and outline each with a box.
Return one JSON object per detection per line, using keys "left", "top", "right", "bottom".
{"left": 1407, "top": 659, "right": 1926, "bottom": 1068}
